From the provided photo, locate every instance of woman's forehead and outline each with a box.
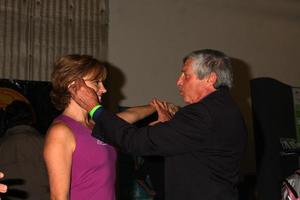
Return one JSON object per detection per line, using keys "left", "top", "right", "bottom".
{"left": 84, "top": 69, "right": 106, "bottom": 80}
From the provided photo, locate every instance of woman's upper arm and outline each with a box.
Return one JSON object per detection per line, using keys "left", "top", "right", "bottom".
{"left": 117, "top": 105, "right": 155, "bottom": 124}
{"left": 43, "top": 122, "right": 75, "bottom": 200}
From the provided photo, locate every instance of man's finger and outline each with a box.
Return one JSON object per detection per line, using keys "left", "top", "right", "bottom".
{"left": 76, "top": 78, "right": 86, "bottom": 87}
{"left": 68, "top": 78, "right": 85, "bottom": 94}
{"left": 68, "top": 83, "right": 77, "bottom": 98}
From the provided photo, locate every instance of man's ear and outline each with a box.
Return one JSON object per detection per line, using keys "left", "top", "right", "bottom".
{"left": 207, "top": 72, "right": 217, "bottom": 85}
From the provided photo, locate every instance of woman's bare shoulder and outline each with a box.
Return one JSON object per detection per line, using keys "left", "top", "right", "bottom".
{"left": 45, "top": 121, "right": 75, "bottom": 144}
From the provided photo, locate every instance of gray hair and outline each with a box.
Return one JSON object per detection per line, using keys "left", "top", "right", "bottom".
{"left": 183, "top": 49, "right": 233, "bottom": 88}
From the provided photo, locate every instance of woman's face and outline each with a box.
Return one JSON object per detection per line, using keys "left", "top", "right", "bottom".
{"left": 83, "top": 73, "right": 107, "bottom": 103}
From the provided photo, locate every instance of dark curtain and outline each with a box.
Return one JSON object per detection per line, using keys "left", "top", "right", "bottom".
{"left": 250, "top": 77, "right": 298, "bottom": 200}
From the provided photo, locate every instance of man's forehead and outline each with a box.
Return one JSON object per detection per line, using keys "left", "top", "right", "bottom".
{"left": 183, "top": 58, "right": 194, "bottom": 66}
{"left": 182, "top": 58, "right": 194, "bottom": 71}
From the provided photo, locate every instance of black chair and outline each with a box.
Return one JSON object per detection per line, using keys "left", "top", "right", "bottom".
{"left": 0, "top": 79, "right": 59, "bottom": 134}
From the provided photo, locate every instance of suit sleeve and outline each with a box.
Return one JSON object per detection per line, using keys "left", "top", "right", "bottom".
{"left": 92, "top": 105, "right": 213, "bottom": 156}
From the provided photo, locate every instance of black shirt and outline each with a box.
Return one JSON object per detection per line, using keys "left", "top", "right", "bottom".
{"left": 92, "top": 87, "right": 247, "bottom": 200}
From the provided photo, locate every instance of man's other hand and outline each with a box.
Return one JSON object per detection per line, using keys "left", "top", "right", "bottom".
{"left": 68, "top": 79, "right": 99, "bottom": 112}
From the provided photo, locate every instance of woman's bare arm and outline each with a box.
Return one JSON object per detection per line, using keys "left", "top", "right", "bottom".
{"left": 117, "top": 105, "right": 156, "bottom": 124}
{"left": 43, "top": 122, "right": 75, "bottom": 200}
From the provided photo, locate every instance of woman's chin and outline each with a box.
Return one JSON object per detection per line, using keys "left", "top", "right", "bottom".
{"left": 98, "top": 96, "right": 102, "bottom": 103}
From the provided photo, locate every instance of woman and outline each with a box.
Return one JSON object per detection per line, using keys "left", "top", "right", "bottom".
{"left": 43, "top": 55, "right": 158, "bottom": 200}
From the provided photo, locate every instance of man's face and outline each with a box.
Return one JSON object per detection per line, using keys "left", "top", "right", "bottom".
{"left": 176, "top": 59, "right": 214, "bottom": 104}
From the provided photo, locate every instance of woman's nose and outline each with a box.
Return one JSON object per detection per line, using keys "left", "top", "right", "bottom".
{"left": 99, "top": 83, "right": 107, "bottom": 93}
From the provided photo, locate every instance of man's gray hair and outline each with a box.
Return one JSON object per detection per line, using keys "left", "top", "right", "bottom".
{"left": 183, "top": 49, "right": 233, "bottom": 88}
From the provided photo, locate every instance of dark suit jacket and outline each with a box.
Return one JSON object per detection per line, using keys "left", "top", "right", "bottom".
{"left": 93, "top": 87, "right": 247, "bottom": 200}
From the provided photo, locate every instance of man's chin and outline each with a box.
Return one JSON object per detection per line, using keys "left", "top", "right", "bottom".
{"left": 182, "top": 97, "right": 192, "bottom": 104}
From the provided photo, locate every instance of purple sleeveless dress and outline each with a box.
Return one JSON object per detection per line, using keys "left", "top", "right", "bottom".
{"left": 55, "top": 115, "right": 117, "bottom": 200}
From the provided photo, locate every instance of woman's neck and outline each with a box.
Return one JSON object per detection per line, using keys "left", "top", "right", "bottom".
{"left": 63, "top": 100, "right": 91, "bottom": 127}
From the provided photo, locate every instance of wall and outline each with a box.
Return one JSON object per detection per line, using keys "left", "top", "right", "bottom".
{"left": 108, "top": 0, "right": 300, "bottom": 173}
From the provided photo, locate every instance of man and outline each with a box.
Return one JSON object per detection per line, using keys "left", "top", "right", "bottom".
{"left": 69, "top": 49, "right": 247, "bottom": 200}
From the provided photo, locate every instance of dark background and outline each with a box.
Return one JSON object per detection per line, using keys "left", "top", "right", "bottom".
{"left": 1, "top": 78, "right": 299, "bottom": 200}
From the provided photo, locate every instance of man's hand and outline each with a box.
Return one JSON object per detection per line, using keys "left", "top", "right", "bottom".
{"left": 165, "top": 102, "right": 179, "bottom": 116}
{"left": 149, "top": 98, "right": 179, "bottom": 125}
{"left": 68, "top": 79, "right": 100, "bottom": 112}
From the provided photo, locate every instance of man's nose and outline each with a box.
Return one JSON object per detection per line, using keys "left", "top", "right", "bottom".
{"left": 177, "top": 75, "right": 183, "bottom": 86}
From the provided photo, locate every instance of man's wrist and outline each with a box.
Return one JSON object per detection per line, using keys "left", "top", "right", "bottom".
{"left": 89, "top": 105, "right": 102, "bottom": 119}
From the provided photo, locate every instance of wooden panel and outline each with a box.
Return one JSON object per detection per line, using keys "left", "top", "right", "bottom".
{"left": 0, "top": 0, "right": 108, "bottom": 81}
